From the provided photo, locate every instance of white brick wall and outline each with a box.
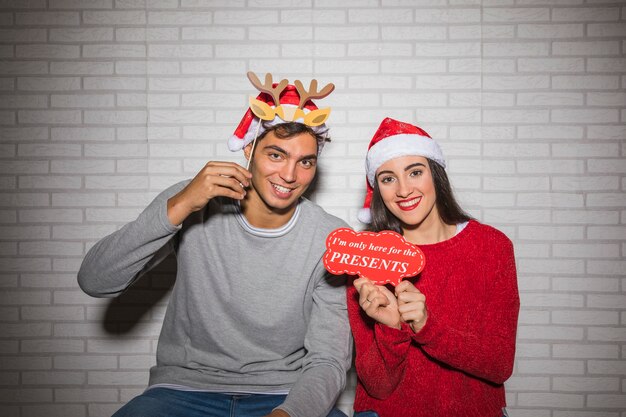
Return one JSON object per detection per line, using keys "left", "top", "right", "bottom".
{"left": 0, "top": 1, "right": 624, "bottom": 416}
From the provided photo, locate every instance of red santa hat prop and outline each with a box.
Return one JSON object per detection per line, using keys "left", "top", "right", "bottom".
{"left": 358, "top": 117, "right": 446, "bottom": 224}
{"left": 228, "top": 72, "right": 334, "bottom": 154}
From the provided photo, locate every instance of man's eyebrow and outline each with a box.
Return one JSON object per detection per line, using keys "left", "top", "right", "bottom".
{"left": 262, "top": 144, "right": 317, "bottom": 161}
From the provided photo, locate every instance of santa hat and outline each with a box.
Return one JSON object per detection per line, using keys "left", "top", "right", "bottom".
{"left": 357, "top": 117, "right": 446, "bottom": 224}
{"left": 228, "top": 73, "right": 332, "bottom": 154}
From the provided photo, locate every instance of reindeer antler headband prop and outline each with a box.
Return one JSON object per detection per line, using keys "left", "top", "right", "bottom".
{"left": 228, "top": 71, "right": 335, "bottom": 157}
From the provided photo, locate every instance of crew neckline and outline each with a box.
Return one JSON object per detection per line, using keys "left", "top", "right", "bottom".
{"left": 234, "top": 200, "right": 301, "bottom": 238}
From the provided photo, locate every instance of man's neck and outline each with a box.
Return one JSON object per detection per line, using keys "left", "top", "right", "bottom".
{"left": 240, "top": 195, "right": 299, "bottom": 229}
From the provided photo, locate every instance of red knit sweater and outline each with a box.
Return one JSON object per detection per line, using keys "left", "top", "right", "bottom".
{"left": 348, "top": 220, "right": 520, "bottom": 417}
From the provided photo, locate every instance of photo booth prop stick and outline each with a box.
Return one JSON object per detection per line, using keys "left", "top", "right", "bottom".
{"left": 323, "top": 228, "right": 426, "bottom": 286}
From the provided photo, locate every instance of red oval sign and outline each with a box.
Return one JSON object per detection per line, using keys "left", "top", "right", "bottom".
{"left": 323, "top": 227, "right": 425, "bottom": 286}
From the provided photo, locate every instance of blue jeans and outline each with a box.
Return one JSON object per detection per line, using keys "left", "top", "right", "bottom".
{"left": 112, "top": 387, "right": 348, "bottom": 417}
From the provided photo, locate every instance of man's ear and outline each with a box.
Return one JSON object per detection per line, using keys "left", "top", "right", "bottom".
{"left": 243, "top": 142, "right": 253, "bottom": 161}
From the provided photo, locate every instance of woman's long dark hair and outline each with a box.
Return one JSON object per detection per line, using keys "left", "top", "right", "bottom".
{"left": 367, "top": 158, "right": 472, "bottom": 234}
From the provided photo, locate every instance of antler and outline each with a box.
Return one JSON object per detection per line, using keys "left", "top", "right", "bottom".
{"left": 294, "top": 79, "right": 335, "bottom": 108}
{"left": 247, "top": 71, "right": 288, "bottom": 106}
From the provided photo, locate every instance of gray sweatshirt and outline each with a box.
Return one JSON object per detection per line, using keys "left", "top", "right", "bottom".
{"left": 78, "top": 180, "right": 352, "bottom": 417}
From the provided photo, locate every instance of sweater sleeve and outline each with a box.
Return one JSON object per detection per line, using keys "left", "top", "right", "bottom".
{"left": 412, "top": 237, "right": 520, "bottom": 384}
{"left": 77, "top": 181, "right": 186, "bottom": 298}
{"left": 347, "top": 284, "right": 413, "bottom": 400}
{"left": 278, "top": 264, "right": 353, "bottom": 417}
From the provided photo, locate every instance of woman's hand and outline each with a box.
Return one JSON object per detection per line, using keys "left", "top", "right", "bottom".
{"left": 354, "top": 277, "right": 401, "bottom": 329}
{"left": 395, "top": 280, "right": 428, "bottom": 333}
{"left": 167, "top": 161, "right": 252, "bottom": 225}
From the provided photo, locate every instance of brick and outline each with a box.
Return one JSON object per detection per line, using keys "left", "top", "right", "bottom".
{"left": 51, "top": 224, "right": 115, "bottom": 240}
{"left": 54, "top": 355, "right": 117, "bottom": 370}
{"left": 552, "top": 7, "right": 619, "bottom": 22}
{"left": 148, "top": 10, "right": 213, "bottom": 25}
{"left": 517, "top": 359, "right": 585, "bottom": 374}
{"left": 51, "top": 160, "right": 115, "bottom": 174}
{"left": 552, "top": 109, "right": 619, "bottom": 124}
{"left": 0, "top": 323, "right": 51, "bottom": 338}
{"left": 88, "top": 370, "right": 150, "bottom": 386}
{"left": 16, "top": 44, "right": 79, "bottom": 59}
{"left": 181, "top": 26, "right": 246, "bottom": 41}
{"left": 554, "top": 41, "right": 620, "bottom": 56}
{"left": 314, "top": 26, "right": 379, "bottom": 41}
{"left": 520, "top": 259, "right": 584, "bottom": 274}
{"left": 0, "top": 127, "right": 49, "bottom": 141}
{"left": 588, "top": 159, "right": 626, "bottom": 173}
{"left": 52, "top": 127, "right": 114, "bottom": 141}
{"left": 552, "top": 310, "right": 619, "bottom": 325}
{"left": 0, "top": 193, "right": 50, "bottom": 208}
{"left": 587, "top": 193, "right": 626, "bottom": 208}
{"left": 281, "top": 9, "right": 345, "bottom": 25}
{"left": 587, "top": 395, "right": 626, "bottom": 409}
{"left": 84, "top": 110, "right": 147, "bottom": 125}
{"left": 20, "top": 273, "right": 80, "bottom": 288}
{"left": 0, "top": 94, "right": 48, "bottom": 108}
{"left": 52, "top": 94, "right": 114, "bottom": 108}
{"left": 55, "top": 388, "right": 118, "bottom": 403}
{"left": 21, "top": 404, "right": 84, "bottom": 417}
{"left": 15, "top": 12, "right": 79, "bottom": 25}
{"left": 50, "top": 28, "right": 112, "bottom": 43}
{"left": 0, "top": 225, "right": 50, "bottom": 240}
{"left": 588, "top": 328, "right": 626, "bottom": 342}
{"left": 83, "top": 10, "right": 145, "bottom": 24}
{"left": 21, "top": 339, "right": 84, "bottom": 353}
{"left": 587, "top": 58, "right": 626, "bottom": 73}
{"left": 587, "top": 295, "right": 626, "bottom": 309}
{"left": 588, "top": 360, "right": 626, "bottom": 375}
{"left": 555, "top": 344, "right": 619, "bottom": 360}
{"left": 518, "top": 23, "right": 584, "bottom": 38}
{"left": 0, "top": 388, "right": 52, "bottom": 403}
{"left": 19, "top": 241, "right": 83, "bottom": 256}
{"left": 588, "top": 226, "right": 626, "bottom": 239}
{"left": 19, "top": 176, "right": 81, "bottom": 190}
{"left": 117, "top": 27, "right": 179, "bottom": 42}
{"left": 49, "top": 0, "right": 112, "bottom": 8}
{"left": 85, "top": 208, "right": 142, "bottom": 223}
{"left": 88, "top": 338, "right": 151, "bottom": 354}
{"left": 553, "top": 176, "right": 619, "bottom": 191}
{"left": 18, "top": 110, "right": 81, "bottom": 125}
{"left": 22, "top": 371, "right": 85, "bottom": 385}
{"left": 50, "top": 61, "right": 114, "bottom": 75}
{"left": 588, "top": 92, "right": 626, "bottom": 107}
{"left": 119, "top": 355, "right": 155, "bottom": 369}
{"left": 553, "top": 75, "right": 619, "bottom": 90}
{"left": 84, "top": 77, "right": 146, "bottom": 91}
{"left": 552, "top": 277, "right": 619, "bottom": 292}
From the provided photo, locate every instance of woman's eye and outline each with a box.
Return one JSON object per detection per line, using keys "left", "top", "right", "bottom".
{"left": 380, "top": 176, "right": 394, "bottom": 184}
{"left": 409, "top": 170, "right": 422, "bottom": 177}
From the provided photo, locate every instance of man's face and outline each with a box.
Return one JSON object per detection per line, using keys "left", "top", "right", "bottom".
{"left": 244, "top": 129, "right": 318, "bottom": 213}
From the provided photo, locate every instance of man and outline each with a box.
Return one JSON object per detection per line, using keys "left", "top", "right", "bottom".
{"left": 78, "top": 73, "right": 352, "bottom": 417}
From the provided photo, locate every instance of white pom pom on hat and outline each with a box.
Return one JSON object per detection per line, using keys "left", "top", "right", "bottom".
{"left": 357, "top": 117, "right": 446, "bottom": 224}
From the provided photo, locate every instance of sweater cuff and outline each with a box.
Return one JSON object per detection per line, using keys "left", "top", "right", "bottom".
{"left": 157, "top": 196, "right": 182, "bottom": 234}
{"left": 410, "top": 311, "right": 438, "bottom": 345}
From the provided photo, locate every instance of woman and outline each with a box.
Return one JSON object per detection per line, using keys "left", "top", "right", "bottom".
{"left": 349, "top": 118, "right": 519, "bottom": 417}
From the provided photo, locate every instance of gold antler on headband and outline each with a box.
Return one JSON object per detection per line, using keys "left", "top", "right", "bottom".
{"left": 247, "top": 72, "right": 288, "bottom": 107}
{"left": 294, "top": 79, "right": 335, "bottom": 109}
{"left": 246, "top": 71, "right": 333, "bottom": 127}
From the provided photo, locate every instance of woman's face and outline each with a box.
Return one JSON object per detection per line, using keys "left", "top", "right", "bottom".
{"left": 375, "top": 155, "right": 439, "bottom": 228}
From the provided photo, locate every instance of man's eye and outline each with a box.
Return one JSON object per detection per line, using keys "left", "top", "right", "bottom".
{"left": 301, "top": 159, "right": 315, "bottom": 168}
{"left": 268, "top": 153, "right": 281, "bottom": 160}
